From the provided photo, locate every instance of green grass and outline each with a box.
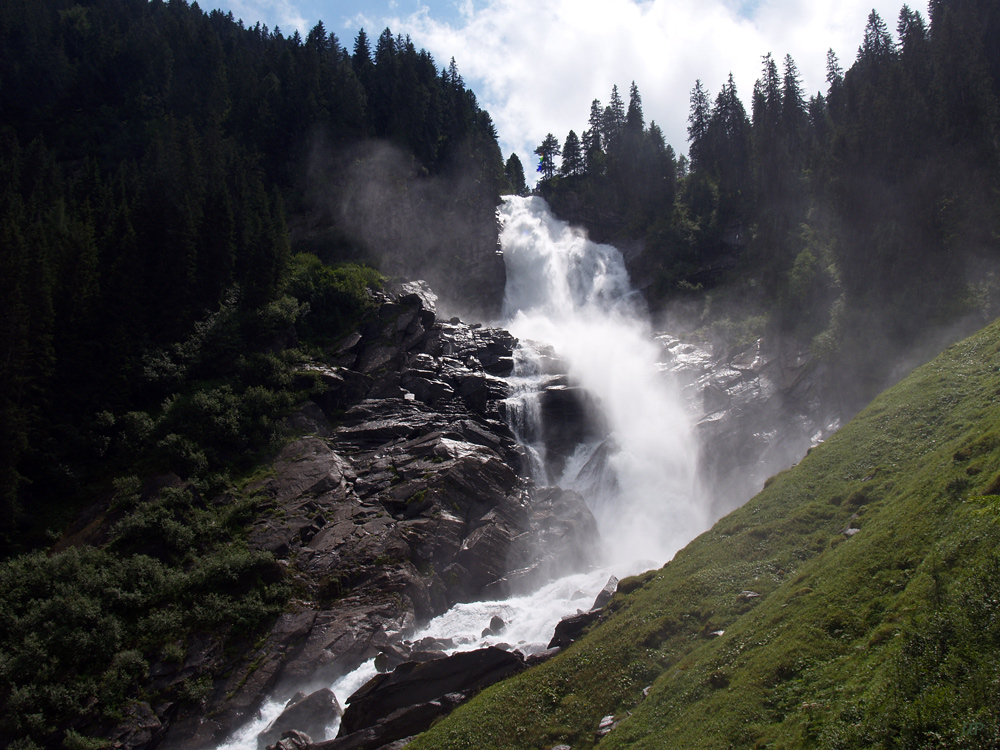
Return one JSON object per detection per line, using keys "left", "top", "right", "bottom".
{"left": 408, "top": 317, "right": 1000, "bottom": 750}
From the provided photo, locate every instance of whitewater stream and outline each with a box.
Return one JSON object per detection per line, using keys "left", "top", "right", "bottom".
{"left": 217, "top": 195, "right": 706, "bottom": 748}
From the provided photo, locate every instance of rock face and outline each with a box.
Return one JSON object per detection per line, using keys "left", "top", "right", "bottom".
{"left": 659, "top": 334, "right": 843, "bottom": 518}
{"left": 157, "top": 283, "right": 600, "bottom": 750}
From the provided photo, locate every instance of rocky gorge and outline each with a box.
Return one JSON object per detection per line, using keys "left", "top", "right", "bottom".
{"left": 150, "top": 285, "right": 844, "bottom": 750}
{"left": 150, "top": 282, "right": 604, "bottom": 750}
{"left": 118, "top": 200, "right": 849, "bottom": 750}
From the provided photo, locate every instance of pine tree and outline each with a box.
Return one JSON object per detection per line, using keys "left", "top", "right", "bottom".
{"left": 504, "top": 153, "right": 527, "bottom": 195}
{"left": 583, "top": 98, "right": 604, "bottom": 174}
{"left": 560, "top": 130, "right": 584, "bottom": 176}
{"left": 626, "top": 81, "right": 644, "bottom": 133}
{"left": 534, "top": 133, "right": 561, "bottom": 181}
{"left": 859, "top": 10, "right": 896, "bottom": 65}
{"left": 687, "top": 80, "right": 711, "bottom": 171}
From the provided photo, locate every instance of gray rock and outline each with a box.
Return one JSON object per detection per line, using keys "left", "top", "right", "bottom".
{"left": 257, "top": 689, "right": 341, "bottom": 750}
{"left": 591, "top": 576, "right": 619, "bottom": 611}
{"left": 548, "top": 610, "right": 601, "bottom": 649}
{"left": 339, "top": 648, "right": 524, "bottom": 737}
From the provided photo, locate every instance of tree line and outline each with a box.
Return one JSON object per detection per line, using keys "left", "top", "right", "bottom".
{"left": 534, "top": 0, "right": 1000, "bottom": 398}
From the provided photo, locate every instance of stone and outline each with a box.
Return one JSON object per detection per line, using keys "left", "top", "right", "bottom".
{"left": 524, "top": 647, "right": 561, "bottom": 667}
{"left": 267, "top": 730, "right": 313, "bottom": 750}
{"left": 548, "top": 610, "right": 601, "bottom": 649}
{"left": 591, "top": 576, "right": 619, "bottom": 611}
{"left": 339, "top": 648, "right": 525, "bottom": 737}
{"left": 257, "top": 689, "right": 341, "bottom": 750}
{"left": 596, "top": 714, "right": 619, "bottom": 739}
{"left": 154, "top": 290, "right": 572, "bottom": 750}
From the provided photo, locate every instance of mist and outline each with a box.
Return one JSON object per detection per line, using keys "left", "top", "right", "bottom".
{"left": 500, "top": 196, "right": 706, "bottom": 566}
{"left": 296, "top": 134, "right": 505, "bottom": 322}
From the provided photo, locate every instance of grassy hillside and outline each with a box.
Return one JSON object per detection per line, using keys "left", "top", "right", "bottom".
{"left": 408, "top": 316, "right": 1000, "bottom": 749}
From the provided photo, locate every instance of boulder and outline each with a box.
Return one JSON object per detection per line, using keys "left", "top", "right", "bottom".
{"left": 548, "top": 610, "right": 601, "bottom": 649}
{"left": 339, "top": 648, "right": 525, "bottom": 737}
{"left": 257, "top": 689, "right": 341, "bottom": 750}
{"left": 591, "top": 576, "right": 619, "bottom": 611}
{"left": 267, "top": 730, "right": 313, "bottom": 750}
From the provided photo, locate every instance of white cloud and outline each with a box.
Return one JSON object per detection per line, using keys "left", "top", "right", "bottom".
{"left": 392, "top": 0, "right": 905, "bottom": 180}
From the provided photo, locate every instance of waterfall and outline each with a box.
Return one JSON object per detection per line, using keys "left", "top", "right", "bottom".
{"left": 499, "top": 195, "right": 705, "bottom": 566}
{"left": 214, "top": 196, "right": 707, "bottom": 750}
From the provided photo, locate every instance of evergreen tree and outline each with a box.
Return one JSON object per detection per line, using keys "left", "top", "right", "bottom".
{"left": 534, "top": 133, "right": 561, "bottom": 181}
{"left": 687, "top": 80, "right": 711, "bottom": 170}
{"left": 626, "top": 81, "right": 644, "bottom": 133}
{"left": 583, "top": 98, "right": 605, "bottom": 174}
{"left": 560, "top": 130, "right": 584, "bottom": 176}
{"left": 859, "top": 10, "right": 896, "bottom": 65}
{"left": 504, "top": 153, "right": 527, "bottom": 195}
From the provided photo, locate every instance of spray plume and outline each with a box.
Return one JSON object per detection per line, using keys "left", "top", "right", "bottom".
{"left": 500, "top": 195, "right": 706, "bottom": 566}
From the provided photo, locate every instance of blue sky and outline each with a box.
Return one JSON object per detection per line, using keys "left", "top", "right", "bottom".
{"left": 211, "top": 0, "right": 909, "bottom": 181}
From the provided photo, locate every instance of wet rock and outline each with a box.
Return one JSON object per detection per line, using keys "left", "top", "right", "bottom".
{"left": 536, "top": 381, "right": 609, "bottom": 479}
{"left": 154, "top": 284, "right": 587, "bottom": 750}
{"left": 548, "top": 610, "right": 601, "bottom": 649}
{"left": 257, "top": 689, "right": 341, "bottom": 750}
{"left": 267, "top": 729, "right": 313, "bottom": 750}
{"left": 658, "top": 333, "right": 843, "bottom": 519}
{"left": 339, "top": 648, "right": 524, "bottom": 737}
{"left": 493, "top": 487, "right": 601, "bottom": 596}
{"left": 591, "top": 576, "right": 619, "bottom": 611}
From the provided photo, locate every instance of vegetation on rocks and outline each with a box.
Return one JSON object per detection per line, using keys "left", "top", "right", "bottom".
{"left": 408, "top": 316, "right": 1000, "bottom": 749}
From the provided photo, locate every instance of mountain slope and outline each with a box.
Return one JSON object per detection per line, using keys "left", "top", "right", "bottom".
{"left": 407, "top": 316, "right": 1000, "bottom": 749}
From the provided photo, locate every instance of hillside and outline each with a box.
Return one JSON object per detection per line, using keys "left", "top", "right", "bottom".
{"left": 407, "top": 315, "right": 1000, "bottom": 749}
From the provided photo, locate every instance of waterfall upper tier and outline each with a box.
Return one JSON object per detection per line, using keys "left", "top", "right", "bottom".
{"left": 498, "top": 195, "right": 707, "bottom": 566}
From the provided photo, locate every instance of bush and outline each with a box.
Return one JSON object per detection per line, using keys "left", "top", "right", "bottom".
{"left": 285, "top": 254, "right": 383, "bottom": 341}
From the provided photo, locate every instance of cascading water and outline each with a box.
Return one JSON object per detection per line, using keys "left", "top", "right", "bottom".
{"left": 500, "top": 195, "right": 706, "bottom": 565}
{"left": 215, "top": 196, "right": 707, "bottom": 749}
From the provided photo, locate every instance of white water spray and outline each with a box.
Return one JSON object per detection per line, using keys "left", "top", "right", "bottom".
{"left": 500, "top": 195, "right": 705, "bottom": 565}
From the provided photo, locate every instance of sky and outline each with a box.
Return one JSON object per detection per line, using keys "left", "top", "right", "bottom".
{"left": 211, "top": 0, "right": 911, "bottom": 179}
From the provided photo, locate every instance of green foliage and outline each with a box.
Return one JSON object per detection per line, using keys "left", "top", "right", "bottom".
{"left": 285, "top": 254, "right": 383, "bottom": 341}
{"left": 0, "top": 502, "right": 288, "bottom": 747}
{"left": 408, "top": 316, "right": 1000, "bottom": 749}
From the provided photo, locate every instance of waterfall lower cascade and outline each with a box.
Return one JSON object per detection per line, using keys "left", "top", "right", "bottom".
{"left": 500, "top": 195, "right": 705, "bottom": 565}
{"left": 216, "top": 196, "right": 706, "bottom": 750}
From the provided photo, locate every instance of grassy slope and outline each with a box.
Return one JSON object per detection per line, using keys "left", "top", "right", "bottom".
{"left": 407, "top": 317, "right": 1000, "bottom": 750}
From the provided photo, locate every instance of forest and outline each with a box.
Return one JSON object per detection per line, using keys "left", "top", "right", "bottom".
{"left": 1, "top": 0, "right": 1000, "bottom": 747}
{"left": 0, "top": 4, "right": 508, "bottom": 742}
{"left": 0, "top": 0, "right": 510, "bottom": 554}
{"left": 533, "top": 0, "right": 1000, "bottom": 406}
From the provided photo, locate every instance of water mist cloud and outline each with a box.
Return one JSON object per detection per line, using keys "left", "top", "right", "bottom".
{"left": 500, "top": 197, "right": 706, "bottom": 565}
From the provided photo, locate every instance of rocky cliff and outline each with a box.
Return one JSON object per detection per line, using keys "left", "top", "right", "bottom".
{"left": 156, "top": 283, "right": 599, "bottom": 749}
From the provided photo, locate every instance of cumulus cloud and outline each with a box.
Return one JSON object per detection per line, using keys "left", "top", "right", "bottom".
{"left": 392, "top": 0, "right": 905, "bottom": 180}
